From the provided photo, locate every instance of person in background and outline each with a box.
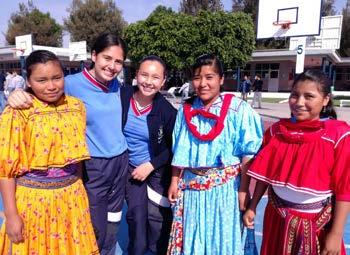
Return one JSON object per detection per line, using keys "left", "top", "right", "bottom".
{"left": 4, "top": 71, "right": 13, "bottom": 88}
{"left": 0, "top": 72, "right": 5, "bottom": 112}
{"left": 132, "top": 77, "right": 138, "bottom": 86}
{"left": 240, "top": 75, "right": 251, "bottom": 102}
{"left": 6, "top": 33, "right": 129, "bottom": 255}
{"left": 178, "top": 81, "right": 190, "bottom": 102}
{"left": 244, "top": 69, "right": 350, "bottom": 255}
{"left": 0, "top": 50, "right": 98, "bottom": 255}
{"left": 121, "top": 55, "right": 177, "bottom": 255}
{"left": 5, "top": 70, "right": 25, "bottom": 97}
{"left": 167, "top": 54, "right": 263, "bottom": 254}
{"left": 251, "top": 74, "right": 263, "bottom": 109}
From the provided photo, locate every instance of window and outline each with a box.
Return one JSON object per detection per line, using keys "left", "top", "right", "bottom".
{"left": 346, "top": 68, "right": 350, "bottom": 81}
{"left": 336, "top": 68, "right": 342, "bottom": 81}
{"left": 270, "top": 70, "right": 279, "bottom": 78}
{"left": 255, "top": 63, "right": 280, "bottom": 79}
{"left": 240, "top": 64, "right": 251, "bottom": 78}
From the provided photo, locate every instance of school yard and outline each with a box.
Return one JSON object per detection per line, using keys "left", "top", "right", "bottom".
{"left": 0, "top": 100, "right": 349, "bottom": 254}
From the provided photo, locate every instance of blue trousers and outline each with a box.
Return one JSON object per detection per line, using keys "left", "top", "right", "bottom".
{"left": 125, "top": 165, "right": 172, "bottom": 255}
{"left": 83, "top": 151, "right": 128, "bottom": 255}
{"left": 0, "top": 91, "right": 5, "bottom": 113}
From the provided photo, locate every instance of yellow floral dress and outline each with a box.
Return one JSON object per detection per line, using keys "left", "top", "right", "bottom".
{"left": 0, "top": 95, "right": 99, "bottom": 255}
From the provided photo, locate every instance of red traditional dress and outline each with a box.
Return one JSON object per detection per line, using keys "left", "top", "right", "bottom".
{"left": 248, "top": 118, "right": 350, "bottom": 255}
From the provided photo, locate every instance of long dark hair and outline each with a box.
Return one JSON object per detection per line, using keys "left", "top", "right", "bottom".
{"left": 292, "top": 69, "right": 337, "bottom": 119}
{"left": 90, "top": 33, "right": 128, "bottom": 68}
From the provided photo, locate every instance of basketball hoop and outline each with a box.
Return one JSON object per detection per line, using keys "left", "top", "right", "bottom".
{"left": 272, "top": 20, "right": 292, "bottom": 30}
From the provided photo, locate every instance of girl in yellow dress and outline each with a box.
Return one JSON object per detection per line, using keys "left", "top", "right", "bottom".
{"left": 0, "top": 50, "right": 99, "bottom": 255}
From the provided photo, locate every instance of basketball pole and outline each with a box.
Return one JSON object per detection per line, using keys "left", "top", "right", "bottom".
{"left": 20, "top": 54, "right": 26, "bottom": 78}
{"left": 79, "top": 60, "right": 84, "bottom": 72}
{"left": 295, "top": 37, "right": 306, "bottom": 74}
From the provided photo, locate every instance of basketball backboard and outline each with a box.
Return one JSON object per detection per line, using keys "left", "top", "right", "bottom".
{"left": 257, "top": 0, "right": 322, "bottom": 39}
{"left": 69, "top": 41, "right": 87, "bottom": 61}
{"left": 15, "top": 34, "right": 33, "bottom": 57}
{"left": 289, "top": 15, "right": 343, "bottom": 50}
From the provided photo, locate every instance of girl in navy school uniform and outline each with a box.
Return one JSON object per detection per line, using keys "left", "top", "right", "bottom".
{"left": 121, "top": 55, "right": 177, "bottom": 255}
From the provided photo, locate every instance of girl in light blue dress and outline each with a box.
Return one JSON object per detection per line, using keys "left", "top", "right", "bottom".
{"left": 167, "top": 54, "right": 263, "bottom": 255}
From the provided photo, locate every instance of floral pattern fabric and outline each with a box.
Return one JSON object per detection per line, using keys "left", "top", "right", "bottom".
{"left": 0, "top": 95, "right": 90, "bottom": 178}
{"left": 168, "top": 166, "right": 240, "bottom": 254}
{"left": 0, "top": 95, "right": 98, "bottom": 254}
{"left": 0, "top": 179, "right": 99, "bottom": 255}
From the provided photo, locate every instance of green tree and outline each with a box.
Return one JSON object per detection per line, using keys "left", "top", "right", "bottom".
{"left": 231, "top": 0, "right": 257, "bottom": 22}
{"left": 124, "top": 6, "right": 255, "bottom": 71}
{"left": 64, "top": 0, "right": 127, "bottom": 51}
{"left": 6, "top": 1, "right": 62, "bottom": 47}
{"left": 180, "top": 0, "right": 223, "bottom": 15}
{"left": 125, "top": 6, "right": 197, "bottom": 70}
{"left": 192, "top": 11, "right": 255, "bottom": 68}
{"left": 321, "top": 0, "right": 336, "bottom": 16}
{"left": 339, "top": 4, "right": 350, "bottom": 56}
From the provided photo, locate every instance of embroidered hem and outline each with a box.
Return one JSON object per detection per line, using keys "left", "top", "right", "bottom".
{"left": 167, "top": 165, "right": 240, "bottom": 254}
{"left": 269, "top": 188, "right": 333, "bottom": 255}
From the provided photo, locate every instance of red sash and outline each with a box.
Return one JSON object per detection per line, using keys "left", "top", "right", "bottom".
{"left": 183, "top": 94, "right": 234, "bottom": 141}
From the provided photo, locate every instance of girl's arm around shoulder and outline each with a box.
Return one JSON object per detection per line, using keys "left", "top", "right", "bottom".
{"left": 6, "top": 89, "right": 33, "bottom": 109}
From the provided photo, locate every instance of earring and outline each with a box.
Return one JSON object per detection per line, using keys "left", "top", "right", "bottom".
{"left": 322, "top": 106, "right": 326, "bottom": 113}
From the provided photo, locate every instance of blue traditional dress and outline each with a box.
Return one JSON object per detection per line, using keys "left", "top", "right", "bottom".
{"left": 168, "top": 94, "right": 263, "bottom": 255}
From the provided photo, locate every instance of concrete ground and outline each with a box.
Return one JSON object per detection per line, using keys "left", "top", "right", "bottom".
{"left": 254, "top": 101, "right": 350, "bottom": 123}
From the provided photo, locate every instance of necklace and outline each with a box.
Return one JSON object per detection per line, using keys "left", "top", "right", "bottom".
{"left": 183, "top": 94, "right": 234, "bottom": 141}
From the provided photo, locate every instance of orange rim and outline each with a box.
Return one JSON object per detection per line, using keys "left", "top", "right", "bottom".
{"left": 272, "top": 20, "right": 292, "bottom": 29}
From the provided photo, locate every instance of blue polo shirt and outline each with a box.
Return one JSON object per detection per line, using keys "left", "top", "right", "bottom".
{"left": 124, "top": 99, "right": 152, "bottom": 167}
{"left": 65, "top": 69, "right": 127, "bottom": 158}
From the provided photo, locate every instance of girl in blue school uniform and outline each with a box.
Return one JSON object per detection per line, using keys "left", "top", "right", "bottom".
{"left": 121, "top": 55, "right": 177, "bottom": 255}
{"left": 167, "top": 54, "right": 263, "bottom": 255}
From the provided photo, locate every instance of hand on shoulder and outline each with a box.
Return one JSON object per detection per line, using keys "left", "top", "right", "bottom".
{"left": 7, "top": 89, "right": 33, "bottom": 109}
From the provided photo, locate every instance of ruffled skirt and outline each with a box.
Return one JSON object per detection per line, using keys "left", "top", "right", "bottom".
{"left": 0, "top": 179, "right": 99, "bottom": 255}
{"left": 168, "top": 165, "right": 244, "bottom": 255}
{"left": 261, "top": 197, "right": 346, "bottom": 255}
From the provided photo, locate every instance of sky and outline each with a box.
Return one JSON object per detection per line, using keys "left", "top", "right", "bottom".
{"left": 0, "top": 0, "right": 347, "bottom": 47}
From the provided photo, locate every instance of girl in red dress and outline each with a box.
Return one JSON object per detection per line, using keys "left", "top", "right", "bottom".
{"left": 243, "top": 69, "right": 350, "bottom": 255}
